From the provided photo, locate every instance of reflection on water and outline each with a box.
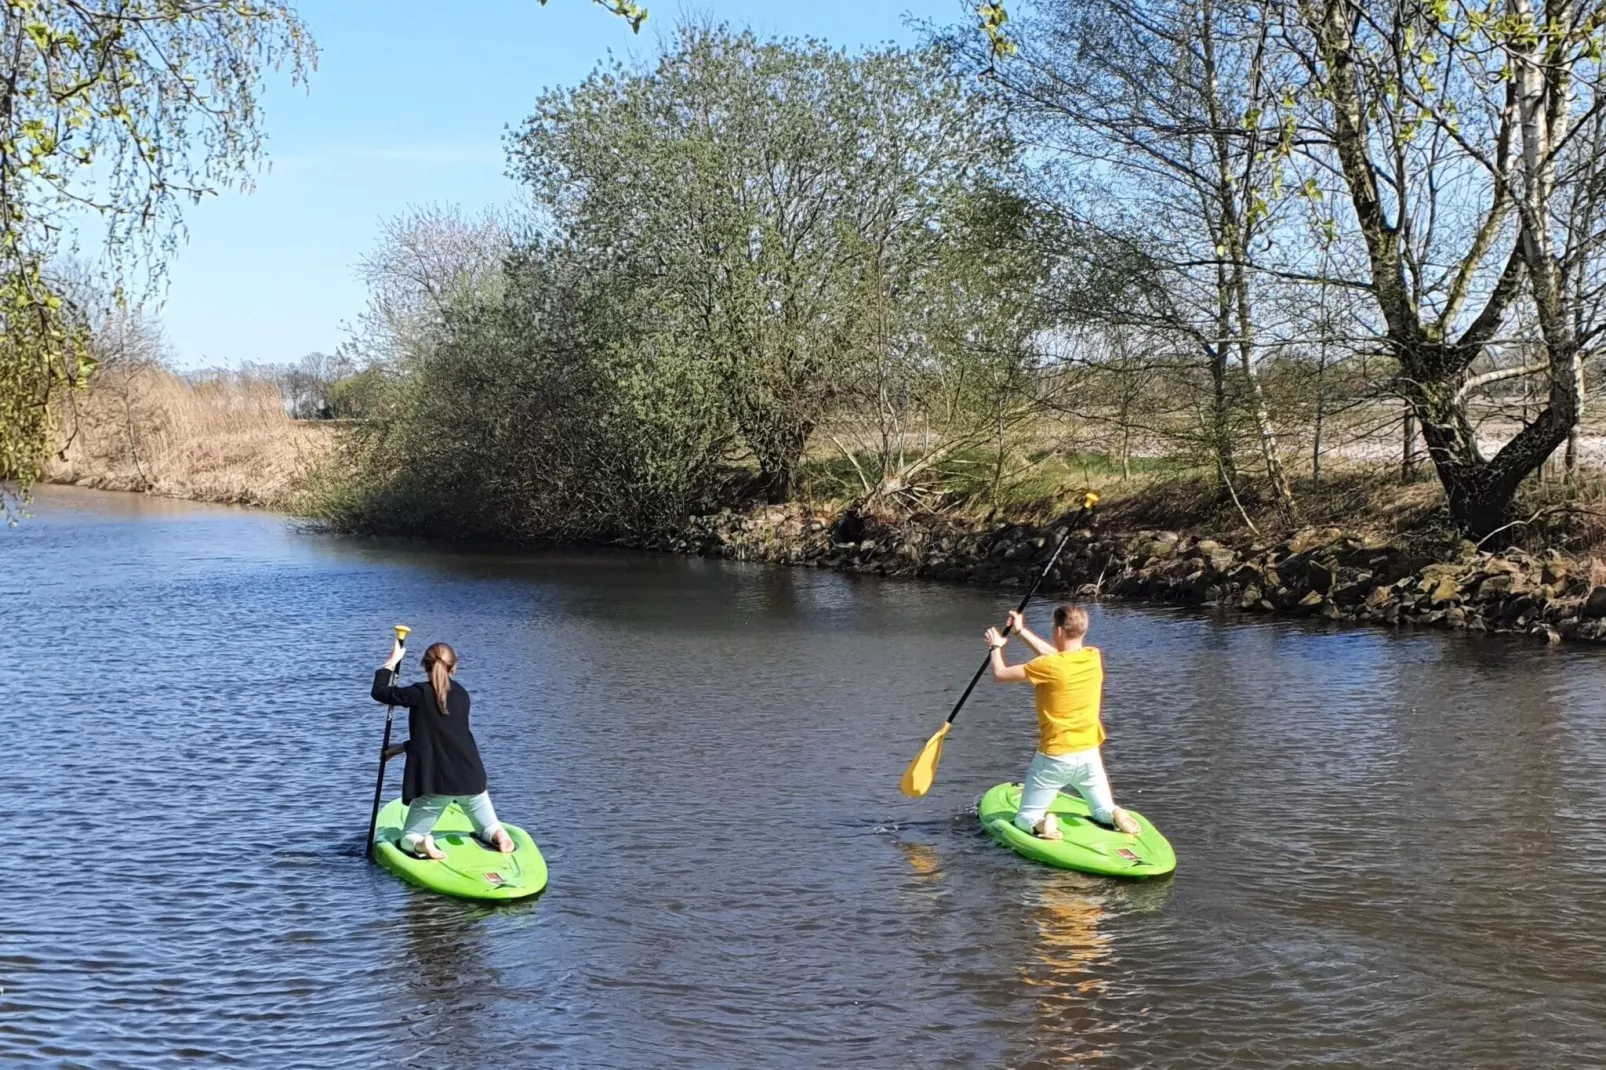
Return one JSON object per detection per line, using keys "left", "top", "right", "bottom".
{"left": 6, "top": 486, "right": 1606, "bottom": 1068}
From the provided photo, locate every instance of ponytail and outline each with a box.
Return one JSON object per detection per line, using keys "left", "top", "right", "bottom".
{"left": 420, "top": 642, "right": 458, "bottom": 716}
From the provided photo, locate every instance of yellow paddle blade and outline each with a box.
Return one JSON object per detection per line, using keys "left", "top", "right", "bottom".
{"left": 900, "top": 722, "right": 952, "bottom": 798}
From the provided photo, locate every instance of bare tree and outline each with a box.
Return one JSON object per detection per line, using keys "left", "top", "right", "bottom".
{"left": 1283, "top": 0, "right": 1606, "bottom": 536}
{"left": 950, "top": 0, "right": 1299, "bottom": 523}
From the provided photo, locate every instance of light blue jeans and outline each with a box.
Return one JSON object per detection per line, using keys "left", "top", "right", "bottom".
{"left": 400, "top": 792, "right": 503, "bottom": 852}
{"left": 1013, "top": 747, "right": 1117, "bottom": 831}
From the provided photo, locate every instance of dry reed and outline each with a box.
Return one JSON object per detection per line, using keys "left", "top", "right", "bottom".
{"left": 45, "top": 363, "right": 333, "bottom": 510}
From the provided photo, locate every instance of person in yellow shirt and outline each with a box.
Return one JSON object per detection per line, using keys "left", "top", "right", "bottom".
{"left": 984, "top": 604, "right": 1141, "bottom": 840}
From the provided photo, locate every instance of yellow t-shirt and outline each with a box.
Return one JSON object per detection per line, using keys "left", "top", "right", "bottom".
{"left": 1022, "top": 647, "right": 1106, "bottom": 756}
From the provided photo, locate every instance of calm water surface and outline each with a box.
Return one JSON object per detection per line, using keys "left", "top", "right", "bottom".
{"left": 4, "top": 486, "right": 1605, "bottom": 1068}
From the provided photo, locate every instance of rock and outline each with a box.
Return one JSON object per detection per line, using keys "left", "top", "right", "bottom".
{"left": 1532, "top": 623, "right": 1563, "bottom": 644}
{"left": 1240, "top": 584, "right": 1263, "bottom": 608}
{"left": 1445, "top": 606, "right": 1467, "bottom": 628}
{"left": 1196, "top": 538, "right": 1222, "bottom": 554}
{"left": 1427, "top": 574, "right": 1459, "bottom": 605}
{"left": 1366, "top": 584, "right": 1395, "bottom": 608}
{"left": 1307, "top": 560, "right": 1338, "bottom": 593}
{"left": 1330, "top": 582, "right": 1367, "bottom": 607}
{"left": 1297, "top": 589, "right": 1325, "bottom": 609}
{"left": 1543, "top": 561, "right": 1571, "bottom": 586}
{"left": 1229, "top": 562, "right": 1263, "bottom": 585}
{"left": 1285, "top": 527, "right": 1343, "bottom": 554}
{"left": 1584, "top": 586, "right": 1606, "bottom": 618}
{"left": 1477, "top": 574, "right": 1517, "bottom": 600}
{"left": 832, "top": 509, "right": 867, "bottom": 544}
{"left": 1142, "top": 539, "right": 1178, "bottom": 561}
{"left": 1318, "top": 601, "right": 1344, "bottom": 620}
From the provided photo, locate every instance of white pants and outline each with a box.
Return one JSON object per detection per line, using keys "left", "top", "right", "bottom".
{"left": 1013, "top": 747, "right": 1118, "bottom": 831}
{"left": 400, "top": 792, "right": 502, "bottom": 852}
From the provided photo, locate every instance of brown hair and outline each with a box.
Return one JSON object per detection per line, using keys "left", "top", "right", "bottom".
{"left": 1052, "top": 604, "right": 1090, "bottom": 639}
{"left": 421, "top": 642, "right": 458, "bottom": 716}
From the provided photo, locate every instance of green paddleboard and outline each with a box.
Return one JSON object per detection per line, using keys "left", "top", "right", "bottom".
{"left": 372, "top": 798, "right": 548, "bottom": 901}
{"left": 978, "top": 781, "right": 1175, "bottom": 879}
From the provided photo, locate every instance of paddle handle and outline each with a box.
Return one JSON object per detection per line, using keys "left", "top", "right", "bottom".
{"left": 941, "top": 494, "right": 1097, "bottom": 728}
{"left": 365, "top": 624, "right": 410, "bottom": 857}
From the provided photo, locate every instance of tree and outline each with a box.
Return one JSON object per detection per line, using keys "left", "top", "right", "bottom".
{"left": 1284, "top": 0, "right": 1606, "bottom": 536}
{"left": 344, "top": 203, "right": 511, "bottom": 369}
{"left": 510, "top": 26, "right": 1015, "bottom": 501}
{"left": 0, "top": 1, "right": 313, "bottom": 506}
{"left": 323, "top": 241, "right": 735, "bottom": 539}
{"left": 950, "top": 0, "right": 1299, "bottom": 524}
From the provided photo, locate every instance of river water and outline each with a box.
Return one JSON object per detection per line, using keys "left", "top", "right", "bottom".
{"left": 4, "top": 486, "right": 1605, "bottom": 1068}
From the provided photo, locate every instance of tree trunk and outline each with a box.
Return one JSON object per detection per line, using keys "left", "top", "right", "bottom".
{"left": 1565, "top": 352, "right": 1585, "bottom": 486}
{"left": 1401, "top": 403, "right": 1417, "bottom": 483}
{"left": 1207, "top": 342, "right": 1236, "bottom": 488}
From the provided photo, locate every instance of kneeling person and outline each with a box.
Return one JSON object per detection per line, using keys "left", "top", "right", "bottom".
{"left": 371, "top": 638, "right": 514, "bottom": 860}
{"left": 984, "top": 605, "right": 1141, "bottom": 840}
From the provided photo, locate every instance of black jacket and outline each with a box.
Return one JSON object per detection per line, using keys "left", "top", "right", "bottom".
{"left": 371, "top": 670, "right": 488, "bottom": 803}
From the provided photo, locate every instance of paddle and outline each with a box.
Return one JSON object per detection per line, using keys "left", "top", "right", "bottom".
{"left": 365, "top": 623, "right": 410, "bottom": 858}
{"left": 898, "top": 492, "right": 1099, "bottom": 798}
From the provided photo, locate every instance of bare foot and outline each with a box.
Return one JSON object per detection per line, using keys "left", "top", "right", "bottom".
{"left": 492, "top": 829, "right": 515, "bottom": 855}
{"left": 411, "top": 835, "right": 446, "bottom": 860}
{"left": 1034, "top": 814, "right": 1063, "bottom": 841}
{"left": 1112, "top": 809, "right": 1141, "bottom": 835}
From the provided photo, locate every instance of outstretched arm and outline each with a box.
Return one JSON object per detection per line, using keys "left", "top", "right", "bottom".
{"left": 1007, "top": 610, "right": 1056, "bottom": 658}
{"left": 984, "top": 627, "right": 1029, "bottom": 682}
{"left": 371, "top": 639, "right": 412, "bottom": 705}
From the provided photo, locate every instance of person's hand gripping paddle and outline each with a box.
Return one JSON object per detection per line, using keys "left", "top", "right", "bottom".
{"left": 899, "top": 493, "right": 1099, "bottom": 798}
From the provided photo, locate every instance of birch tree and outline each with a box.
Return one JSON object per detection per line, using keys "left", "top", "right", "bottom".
{"left": 0, "top": 1, "right": 313, "bottom": 506}
{"left": 1275, "top": 0, "right": 1606, "bottom": 535}
{"left": 954, "top": 0, "right": 1299, "bottom": 523}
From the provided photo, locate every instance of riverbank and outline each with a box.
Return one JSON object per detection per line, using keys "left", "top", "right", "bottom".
{"left": 38, "top": 371, "right": 1606, "bottom": 644}
{"left": 619, "top": 499, "right": 1606, "bottom": 645}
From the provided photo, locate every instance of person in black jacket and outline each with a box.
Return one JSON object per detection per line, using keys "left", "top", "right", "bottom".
{"left": 372, "top": 638, "right": 514, "bottom": 860}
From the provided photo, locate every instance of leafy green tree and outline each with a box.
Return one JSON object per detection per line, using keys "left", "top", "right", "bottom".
{"left": 323, "top": 243, "right": 733, "bottom": 538}
{"left": 0, "top": 0, "right": 313, "bottom": 505}
{"left": 510, "top": 26, "right": 1013, "bottom": 501}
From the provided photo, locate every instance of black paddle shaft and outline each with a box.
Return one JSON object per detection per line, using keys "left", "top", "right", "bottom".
{"left": 940, "top": 503, "right": 1094, "bottom": 728}
{"left": 364, "top": 641, "right": 405, "bottom": 858}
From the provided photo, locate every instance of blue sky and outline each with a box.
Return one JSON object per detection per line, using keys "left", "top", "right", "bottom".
{"left": 143, "top": 0, "right": 966, "bottom": 368}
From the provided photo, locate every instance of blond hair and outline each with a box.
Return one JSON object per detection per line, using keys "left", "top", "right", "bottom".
{"left": 1052, "top": 604, "right": 1089, "bottom": 639}
{"left": 421, "top": 642, "right": 458, "bottom": 715}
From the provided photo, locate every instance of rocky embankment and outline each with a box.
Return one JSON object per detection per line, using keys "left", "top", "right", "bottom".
{"left": 631, "top": 504, "right": 1606, "bottom": 644}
